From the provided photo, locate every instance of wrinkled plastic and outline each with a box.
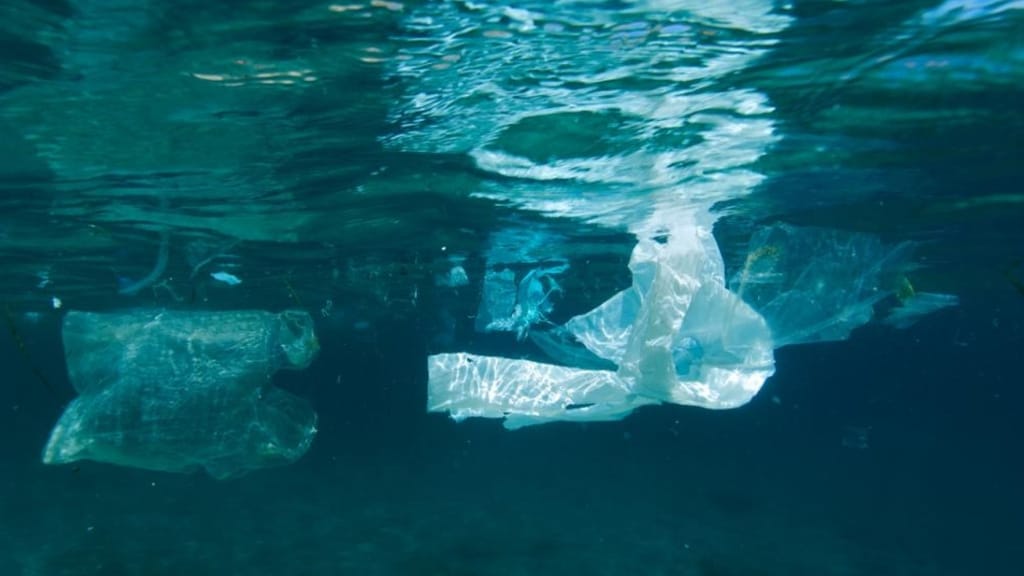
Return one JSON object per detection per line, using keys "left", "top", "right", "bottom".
{"left": 474, "top": 269, "right": 518, "bottom": 333}
{"left": 428, "top": 353, "right": 653, "bottom": 430}
{"left": 474, "top": 262, "right": 569, "bottom": 340}
{"left": 43, "top": 309, "right": 320, "bottom": 479}
{"left": 882, "top": 291, "right": 959, "bottom": 329}
{"left": 729, "top": 224, "right": 917, "bottom": 346}
{"left": 429, "top": 219, "right": 959, "bottom": 429}
{"left": 429, "top": 222, "right": 776, "bottom": 429}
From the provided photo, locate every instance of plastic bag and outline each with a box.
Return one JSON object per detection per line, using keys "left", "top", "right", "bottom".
{"left": 43, "top": 309, "right": 320, "bottom": 479}
{"left": 729, "top": 224, "right": 917, "bottom": 346}
{"left": 474, "top": 263, "right": 569, "bottom": 340}
{"left": 428, "top": 224, "right": 775, "bottom": 429}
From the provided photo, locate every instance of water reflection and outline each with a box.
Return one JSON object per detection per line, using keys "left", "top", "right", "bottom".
{"left": 0, "top": 0, "right": 1019, "bottom": 314}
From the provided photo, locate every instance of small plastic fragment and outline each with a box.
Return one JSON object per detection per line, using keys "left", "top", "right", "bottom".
{"left": 211, "top": 271, "right": 242, "bottom": 285}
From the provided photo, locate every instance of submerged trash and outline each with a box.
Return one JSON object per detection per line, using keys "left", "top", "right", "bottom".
{"left": 730, "top": 224, "right": 914, "bottom": 346}
{"left": 210, "top": 270, "right": 242, "bottom": 285}
{"left": 43, "top": 309, "right": 320, "bottom": 479}
{"left": 429, "top": 220, "right": 958, "bottom": 429}
{"left": 475, "top": 262, "right": 569, "bottom": 341}
{"left": 430, "top": 221, "right": 775, "bottom": 429}
{"left": 118, "top": 229, "right": 170, "bottom": 296}
{"left": 435, "top": 255, "right": 470, "bottom": 288}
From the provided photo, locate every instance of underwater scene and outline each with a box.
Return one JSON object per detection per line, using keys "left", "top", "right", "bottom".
{"left": 1, "top": 0, "right": 1022, "bottom": 574}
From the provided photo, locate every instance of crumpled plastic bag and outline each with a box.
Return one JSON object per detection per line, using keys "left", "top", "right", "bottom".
{"left": 43, "top": 309, "right": 320, "bottom": 479}
{"left": 475, "top": 263, "right": 569, "bottom": 340}
{"left": 429, "top": 223, "right": 775, "bottom": 429}
{"left": 728, "top": 223, "right": 950, "bottom": 346}
{"left": 429, "top": 219, "right": 958, "bottom": 429}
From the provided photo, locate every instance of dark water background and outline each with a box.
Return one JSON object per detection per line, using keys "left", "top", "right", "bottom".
{"left": 2, "top": 0, "right": 1023, "bottom": 574}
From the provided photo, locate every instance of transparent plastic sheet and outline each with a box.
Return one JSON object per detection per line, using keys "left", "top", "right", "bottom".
{"left": 427, "top": 353, "right": 654, "bottom": 430}
{"left": 729, "top": 223, "right": 923, "bottom": 346}
{"left": 473, "top": 226, "right": 572, "bottom": 339}
{"left": 428, "top": 220, "right": 959, "bottom": 428}
{"left": 43, "top": 309, "right": 320, "bottom": 479}
{"left": 571, "top": 227, "right": 774, "bottom": 408}
{"left": 528, "top": 327, "right": 617, "bottom": 372}
{"left": 474, "top": 269, "right": 518, "bottom": 333}
{"left": 881, "top": 291, "right": 959, "bottom": 329}
{"left": 474, "top": 263, "right": 569, "bottom": 340}
{"left": 428, "top": 220, "right": 776, "bottom": 429}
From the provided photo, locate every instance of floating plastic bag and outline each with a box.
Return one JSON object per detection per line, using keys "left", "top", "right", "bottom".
{"left": 43, "top": 309, "right": 320, "bottom": 479}
{"left": 729, "top": 224, "right": 921, "bottom": 346}
{"left": 474, "top": 262, "right": 569, "bottom": 340}
{"left": 429, "top": 223, "right": 776, "bottom": 429}
{"left": 429, "top": 220, "right": 957, "bottom": 429}
{"left": 427, "top": 353, "right": 654, "bottom": 430}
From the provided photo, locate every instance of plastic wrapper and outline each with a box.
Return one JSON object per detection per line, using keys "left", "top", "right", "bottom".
{"left": 474, "top": 263, "right": 568, "bottom": 340}
{"left": 730, "top": 224, "right": 920, "bottom": 346}
{"left": 429, "top": 224, "right": 775, "bottom": 428}
{"left": 43, "top": 309, "right": 320, "bottom": 479}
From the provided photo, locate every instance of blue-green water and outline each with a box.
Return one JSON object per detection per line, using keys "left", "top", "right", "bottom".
{"left": 1, "top": 1, "right": 1022, "bottom": 574}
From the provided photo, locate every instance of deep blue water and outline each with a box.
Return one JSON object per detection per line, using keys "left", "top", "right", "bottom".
{"left": 1, "top": 1, "right": 1023, "bottom": 575}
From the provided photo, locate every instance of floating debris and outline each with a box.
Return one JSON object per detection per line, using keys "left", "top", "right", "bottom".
{"left": 210, "top": 271, "right": 242, "bottom": 286}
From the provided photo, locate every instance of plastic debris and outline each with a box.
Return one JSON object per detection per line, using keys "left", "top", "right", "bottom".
{"left": 475, "top": 262, "right": 569, "bottom": 340}
{"left": 428, "top": 220, "right": 958, "bottom": 429}
{"left": 43, "top": 309, "right": 320, "bottom": 479}
{"left": 211, "top": 270, "right": 242, "bottom": 285}
{"left": 430, "top": 223, "right": 775, "bottom": 429}
{"left": 730, "top": 224, "right": 919, "bottom": 346}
